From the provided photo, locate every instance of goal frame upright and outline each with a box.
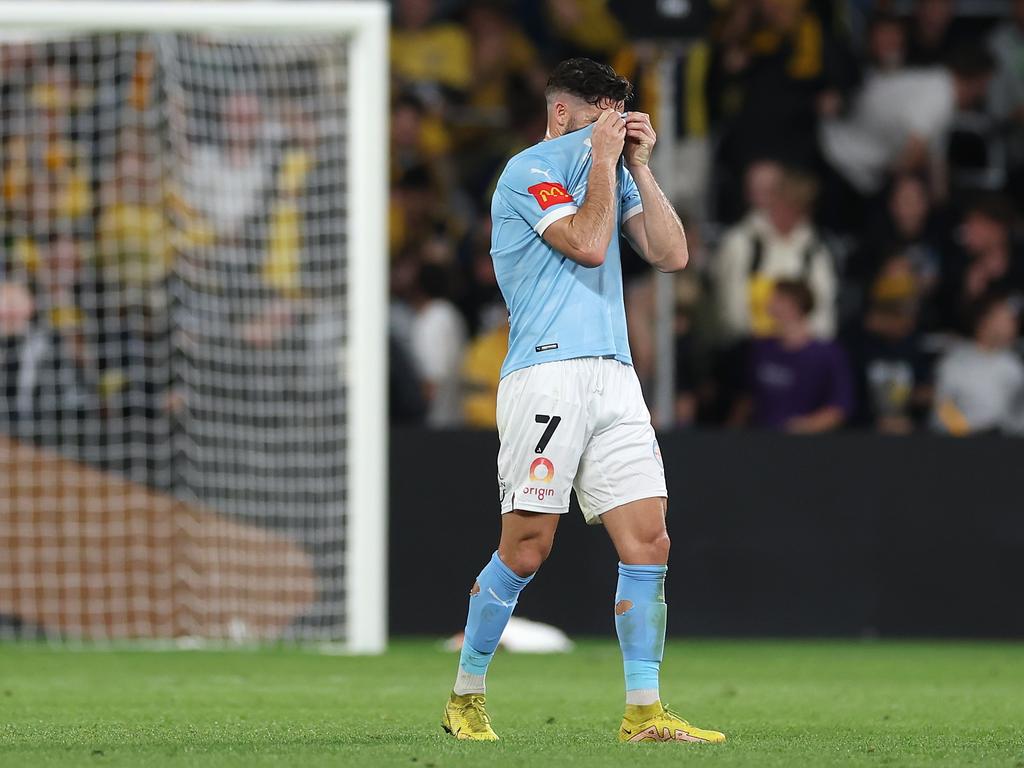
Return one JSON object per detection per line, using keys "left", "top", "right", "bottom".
{"left": 0, "top": 1, "right": 390, "bottom": 654}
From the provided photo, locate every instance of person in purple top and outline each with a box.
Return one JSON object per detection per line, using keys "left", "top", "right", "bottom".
{"left": 732, "top": 280, "right": 854, "bottom": 433}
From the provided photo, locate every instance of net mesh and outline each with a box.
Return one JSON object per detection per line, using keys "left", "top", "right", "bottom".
{"left": 0, "top": 32, "right": 350, "bottom": 641}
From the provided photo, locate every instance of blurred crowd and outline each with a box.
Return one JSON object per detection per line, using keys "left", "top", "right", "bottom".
{"left": 387, "top": 0, "right": 1024, "bottom": 436}
{"left": 0, "top": 36, "right": 348, "bottom": 488}
{"left": 2, "top": 1, "right": 1023, "bottom": 446}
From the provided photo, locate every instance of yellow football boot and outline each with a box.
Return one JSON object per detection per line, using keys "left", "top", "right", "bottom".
{"left": 619, "top": 702, "right": 726, "bottom": 744}
{"left": 441, "top": 691, "right": 499, "bottom": 741}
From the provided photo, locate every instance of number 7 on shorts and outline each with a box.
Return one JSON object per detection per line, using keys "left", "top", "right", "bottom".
{"left": 534, "top": 414, "right": 561, "bottom": 453}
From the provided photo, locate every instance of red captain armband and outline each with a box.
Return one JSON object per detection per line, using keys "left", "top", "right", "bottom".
{"left": 527, "top": 182, "right": 574, "bottom": 210}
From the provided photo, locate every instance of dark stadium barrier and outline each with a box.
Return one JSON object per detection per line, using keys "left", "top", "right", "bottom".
{"left": 389, "top": 429, "right": 1024, "bottom": 638}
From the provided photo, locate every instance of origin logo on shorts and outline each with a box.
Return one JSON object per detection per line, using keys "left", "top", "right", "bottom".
{"left": 529, "top": 457, "right": 555, "bottom": 483}
{"left": 522, "top": 456, "right": 556, "bottom": 503}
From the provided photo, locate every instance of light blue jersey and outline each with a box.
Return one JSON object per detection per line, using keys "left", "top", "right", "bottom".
{"left": 490, "top": 122, "right": 643, "bottom": 379}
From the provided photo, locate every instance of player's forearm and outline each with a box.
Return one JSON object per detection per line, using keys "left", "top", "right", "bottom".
{"left": 631, "top": 165, "right": 687, "bottom": 272}
{"left": 561, "top": 160, "right": 617, "bottom": 267}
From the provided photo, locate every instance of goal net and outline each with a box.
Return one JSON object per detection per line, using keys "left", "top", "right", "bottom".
{"left": 0, "top": 3, "right": 387, "bottom": 650}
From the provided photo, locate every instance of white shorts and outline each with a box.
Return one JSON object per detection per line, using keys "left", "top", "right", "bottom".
{"left": 496, "top": 357, "right": 667, "bottom": 525}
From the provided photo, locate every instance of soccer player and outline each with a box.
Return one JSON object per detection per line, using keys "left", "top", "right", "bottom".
{"left": 440, "top": 58, "right": 727, "bottom": 745}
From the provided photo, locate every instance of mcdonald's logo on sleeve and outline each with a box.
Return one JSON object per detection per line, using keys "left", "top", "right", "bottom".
{"left": 527, "top": 182, "right": 574, "bottom": 210}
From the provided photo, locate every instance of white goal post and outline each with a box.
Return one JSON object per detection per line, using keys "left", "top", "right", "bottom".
{"left": 0, "top": 2, "right": 388, "bottom": 652}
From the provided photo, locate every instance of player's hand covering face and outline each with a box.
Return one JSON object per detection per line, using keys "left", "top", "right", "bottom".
{"left": 589, "top": 109, "right": 626, "bottom": 168}
{"left": 564, "top": 96, "right": 623, "bottom": 133}
{"left": 623, "top": 112, "right": 656, "bottom": 168}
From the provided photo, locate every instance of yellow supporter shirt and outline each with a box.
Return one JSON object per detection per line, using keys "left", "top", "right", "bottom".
{"left": 97, "top": 202, "right": 172, "bottom": 285}
{"left": 391, "top": 24, "right": 472, "bottom": 91}
{"left": 462, "top": 324, "right": 509, "bottom": 428}
{"left": 547, "top": 0, "right": 624, "bottom": 57}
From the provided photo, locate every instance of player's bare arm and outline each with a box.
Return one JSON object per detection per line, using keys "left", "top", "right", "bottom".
{"left": 541, "top": 109, "right": 624, "bottom": 268}
{"left": 621, "top": 112, "right": 688, "bottom": 273}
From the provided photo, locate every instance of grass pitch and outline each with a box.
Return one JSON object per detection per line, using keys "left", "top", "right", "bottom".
{"left": 2, "top": 639, "right": 1023, "bottom": 767}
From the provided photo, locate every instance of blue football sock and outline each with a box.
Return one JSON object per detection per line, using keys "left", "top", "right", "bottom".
{"left": 454, "top": 551, "right": 534, "bottom": 694}
{"left": 614, "top": 562, "right": 668, "bottom": 706}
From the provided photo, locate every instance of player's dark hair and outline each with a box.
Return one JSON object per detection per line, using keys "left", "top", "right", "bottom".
{"left": 774, "top": 279, "right": 815, "bottom": 317}
{"left": 545, "top": 58, "right": 633, "bottom": 106}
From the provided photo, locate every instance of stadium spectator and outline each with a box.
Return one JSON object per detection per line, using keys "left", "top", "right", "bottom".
{"left": 7, "top": 0, "right": 1024, "bottom": 443}
{"left": 713, "top": 166, "right": 837, "bottom": 342}
{"left": 0, "top": 278, "right": 92, "bottom": 441}
{"left": 905, "top": 0, "right": 961, "bottom": 68}
{"left": 454, "top": 219, "right": 505, "bottom": 430}
{"left": 461, "top": 317, "right": 508, "bottom": 429}
{"left": 611, "top": 40, "right": 715, "bottom": 222}
{"left": 407, "top": 261, "right": 467, "bottom": 428}
{"left": 35, "top": 234, "right": 87, "bottom": 346}
{"left": 0, "top": 280, "right": 46, "bottom": 429}
{"left": 879, "top": 174, "right": 945, "bottom": 289}
{"left": 672, "top": 275, "right": 707, "bottom": 428}
{"left": 180, "top": 92, "right": 275, "bottom": 242}
{"left": 391, "top": 91, "right": 428, "bottom": 181}
{"left": 2, "top": 111, "right": 91, "bottom": 242}
{"left": 732, "top": 279, "right": 853, "bottom": 432}
{"left": 390, "top": 91, "right": 450, "bottom": 185}
{"left": 850, "top": 174, "right": 947, "bottom": 321}
{"left": 390, "top": 0, "right": 472, "bottom": 96}
{"left": 451, "top": 2, "right": 545, "bottom": 200}
{"left": 458, "top": 219, "right": 506, "bottom": 338}
{"left": 97, "top": 135, "right": 171, "bottom": 290}
{"left": 37, "top": 233, "right": 160, "bottom": 446}
{"left": 820, "top": 45, "right": 996, "bottom": 207}
{"left": 932, "top": 293, "right": 1024, "bottom": 436}
{"left": 389, "top": 252, "right": 419, "bottom": 355}
{"left": 28, "top": 64, "right": 94, "bottom": 226}
{"left": 988, "top": 0, "right": 1024, "bottom": 208}
{"left": 705, "top": 0, "right": 759, "bottom": 204}
{"left": 935, "top": 196, "right": 1024, "bottom": 334}
{"left": 539, "top": 0, "right": 626, "bottom": 63}
{"left": 625, "top": 221, "right": 708, "bottom": 425}
{"left": 389, "top": 165, "right": 455, "bottom": 258}
{"left": 845, "top": 254, "right": 932, "bottom": 434}
{"left": 866, "top": 11, "right": 907, "bottom": 72}
{"left": 708, "top": 0, "right": 858, "bottom": 216}
{"left": 745, "top": 158, "right": 785, "bottom": 215}
{"left": 0, "top": 281, "right": 34, "bottom": 337}
{"left": 460, "top": 2, "right": 543, "bottom": 134}
{"left": 389, "top": 333, "right": 428, "bottom": 426}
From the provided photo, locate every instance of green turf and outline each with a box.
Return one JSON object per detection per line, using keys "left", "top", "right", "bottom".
{"left": 2, "top": 639, "right": 1023, "bottom": 767}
